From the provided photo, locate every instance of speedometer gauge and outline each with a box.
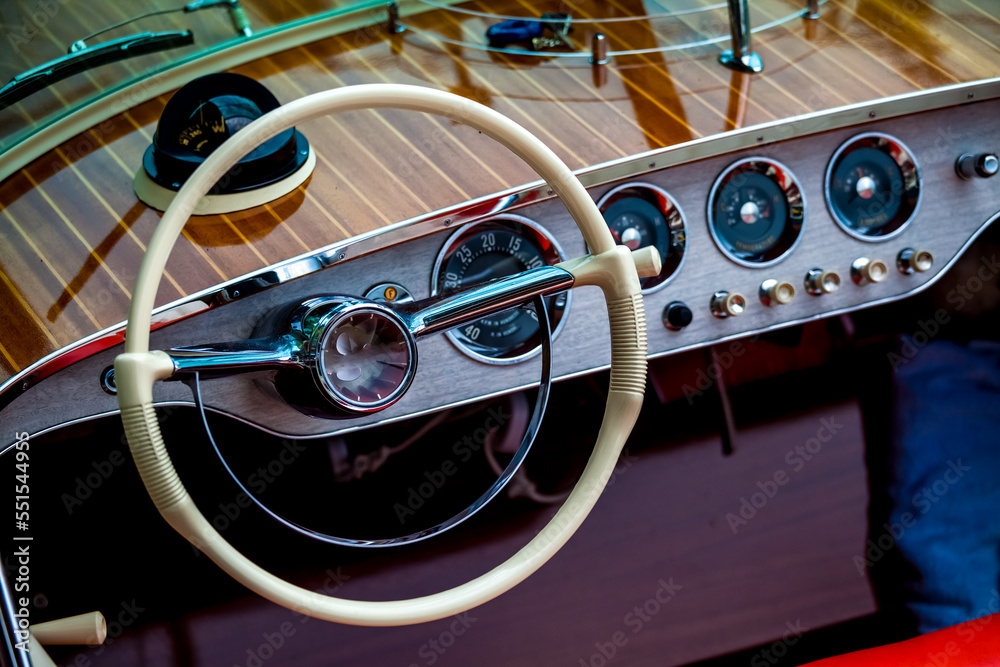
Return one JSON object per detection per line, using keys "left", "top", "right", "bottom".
{"left": 596, "top": 183, "right": 686, "bottom": 292}
{"left": 825, "top": 133, "right": 920, "bottom": 240}
{"left": 708, "top": 158, "right": 805, "bottom": 267}
{"left": 431, "top": 216, "right": 569, "bottom": 364}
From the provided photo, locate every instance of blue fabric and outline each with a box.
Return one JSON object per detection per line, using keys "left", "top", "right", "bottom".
{"left": 889, "top": 337, "right": 1000, "bottom": 634}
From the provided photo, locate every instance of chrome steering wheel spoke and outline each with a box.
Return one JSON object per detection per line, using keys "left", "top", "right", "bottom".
{"left": 161, "top": 262, "right": 576, "bottom": 417}
{"left": 397, "top": 263, "right": 575, "bottom": 338}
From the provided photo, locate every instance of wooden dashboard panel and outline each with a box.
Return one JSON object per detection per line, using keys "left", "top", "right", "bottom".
{"left": 3, "top": 86, "right": 998, "bottom": 442}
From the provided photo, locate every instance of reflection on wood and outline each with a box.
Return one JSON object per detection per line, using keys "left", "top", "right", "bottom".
{"left": 725, "top": 69, "right": 751, "bottom": 131}
{"left": 181, "top": 184, "right": 309, "bottom": 248}
{"left": 47, "top": 201, "right": 145, "bottom": 323}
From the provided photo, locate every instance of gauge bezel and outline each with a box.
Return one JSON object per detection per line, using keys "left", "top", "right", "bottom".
{"left": 707, "top": 157, "right": 806, "bottom": 268}
{"left": 824, "top": 132, "right": 921, "bottom": 242}
{"left": 595, "top": 182, "right": 688, "bottom": 293}
{"left": 430, "top": 215, "right": 571, "bottom": 366}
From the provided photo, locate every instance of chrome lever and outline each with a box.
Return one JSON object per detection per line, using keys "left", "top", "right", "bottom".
{"left": 165, "top": 336, "right": 300, "bottom": 379}
{"left": 396, "top": 265, "right": 575, "bottom": 338}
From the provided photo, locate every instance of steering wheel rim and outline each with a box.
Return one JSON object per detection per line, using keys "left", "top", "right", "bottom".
{"left": 115, "top": 83, "right": 649, "bottom": 626}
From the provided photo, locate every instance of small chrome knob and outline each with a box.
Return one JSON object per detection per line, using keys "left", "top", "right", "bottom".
{"left": 710, "top": 291, "right": 746, "bottom": 318}
{"left": 851, "top": 258, "right": 888, "bottom": 285}
{"left": 759, "top": 279, "right": 795, "bottom": 306}
{"left": 977, "top": 154, "right": 999, "bottom": 177}
{"left": 897, "top": 248, "right": 933, "bottom": 274}
{"left": 804, "top": 269, "right": 840, "bottom": 295}
{"left": 956, "top": 153, "right": 999, "bottom": 179}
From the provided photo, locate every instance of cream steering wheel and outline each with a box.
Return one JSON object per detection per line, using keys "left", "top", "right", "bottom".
{"left": 115, "top": 84, "right": 653, "bottom": 626}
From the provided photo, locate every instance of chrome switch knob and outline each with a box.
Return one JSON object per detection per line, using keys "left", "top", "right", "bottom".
{"left": 956, "top": 153, "right": 999, "bottom": 179}
{"left": 897, "top": 248, "right": 933, "bottom": 274}
{"left": 759, "top": 279, "right": 795, "bottom": 306}
{"left": 804, "top": 269, "right": 840, "bottom": 295}
{"left": 710, "top": 291, "right": 746, "bottom": 318}
{"left": 851, "top": 258, "right": 888, "bottom": 285}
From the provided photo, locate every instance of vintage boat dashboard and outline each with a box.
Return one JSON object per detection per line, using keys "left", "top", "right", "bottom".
{"left": 3, "top": 77, "right": 998, "bottom": 445}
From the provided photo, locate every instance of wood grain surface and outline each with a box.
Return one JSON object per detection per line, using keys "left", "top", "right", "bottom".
{"left": 1, "top": 0, "right": 999, "bottom": 383}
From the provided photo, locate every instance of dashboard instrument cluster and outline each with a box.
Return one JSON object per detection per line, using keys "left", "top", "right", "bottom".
{"left": 2, "top": 81, "right": 999, "bottom": 444}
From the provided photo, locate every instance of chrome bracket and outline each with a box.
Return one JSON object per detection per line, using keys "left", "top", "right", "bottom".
{"left": 805, "top": 0, "right": 820, "bottom": 20}
{"left": 386, "top": 1, "right": 404, "bottom": 34}
{"left": 719, "top": 0, "right": 763, "bottom": 74}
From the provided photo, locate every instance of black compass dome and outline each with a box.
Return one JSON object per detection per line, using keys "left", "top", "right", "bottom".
{"left": 142, "top": 72, "right": 310, "bottom": 194}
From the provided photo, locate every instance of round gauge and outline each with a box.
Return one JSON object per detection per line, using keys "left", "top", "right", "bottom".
{"left": 707, "top": 158, "right": 805, "bottom": 267}
{"left": 825, "top": 133, "right": 920, "bottom": 240}
{"left": 596, "top": 183, "right": 687, "bottom": 292}
{"left": 431, "top": 216, "right": 569, "bottom": 364}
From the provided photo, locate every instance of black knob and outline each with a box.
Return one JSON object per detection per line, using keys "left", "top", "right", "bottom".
{"left": 956, "top": 153, "right": 999, "bottom": 180}
{"left": 663, "top": 301, "right": 693, "bottom": 331}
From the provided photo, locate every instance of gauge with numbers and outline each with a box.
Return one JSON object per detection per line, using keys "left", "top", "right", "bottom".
{"left": 596, "top": 183, "right": 687, "bottom": 292}
{"left": 431, "top": 216, "right": 569, "bottom": 364}
{"left": 825, "top": 132, "right": 921, "bottom": 240}
{"left": 707, "top": 157, "right": 806, "bottom": 267}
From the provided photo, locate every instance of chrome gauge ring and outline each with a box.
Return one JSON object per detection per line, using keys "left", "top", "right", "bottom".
{"left": 237, "top": 296, "right": 419, "bottom": 419}
{"left": 314, "top": 302, "right": 416, "bottom": 413}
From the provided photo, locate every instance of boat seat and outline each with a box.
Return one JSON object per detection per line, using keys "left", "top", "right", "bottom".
{"left": 802, "top": 613, "right": 1000, "bottom": 666}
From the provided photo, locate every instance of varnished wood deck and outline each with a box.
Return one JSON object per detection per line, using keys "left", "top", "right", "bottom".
{"left": 0, "top": 0, "right": 999, "bottom": 380}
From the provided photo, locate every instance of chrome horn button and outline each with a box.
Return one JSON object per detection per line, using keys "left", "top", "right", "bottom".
{"left": 316, "top": 306, "right": 415, "bottom": 413}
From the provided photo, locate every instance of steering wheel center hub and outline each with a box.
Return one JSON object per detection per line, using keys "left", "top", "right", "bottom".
{"left": 317, "top": 306, "right": 415, "bottom": 412}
